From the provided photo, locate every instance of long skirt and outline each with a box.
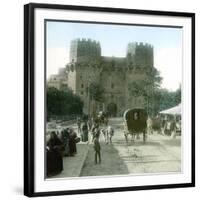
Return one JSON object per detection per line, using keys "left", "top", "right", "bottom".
{"left": 63, "top": 141, "right": 70, "bottom": 156}
{"left": 47, "top": 149, "right": 63, "bottom": 176}
{"left": 69, "top": 139, "right": 77, "bottom": 155}
{"left": 82, "top": 130, "right": 88, "bottom": 142}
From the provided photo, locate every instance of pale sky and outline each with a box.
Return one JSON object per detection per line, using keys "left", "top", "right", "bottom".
{"left": 46, "top": 21, "right": 182, "bottom": 91}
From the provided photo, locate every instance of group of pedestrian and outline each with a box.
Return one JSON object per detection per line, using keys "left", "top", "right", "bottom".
{"left": 77, "top": 116, "right": 92, "bottom": 143}
{"left": 79, "top": 114, "right": 116, "bottom": 164}
{"left": 46, "top": 127, "right": 79, "bottom": 177}
{"left": 162, "top": 116, "right": 181, "bottom": 138}
{"left": 77, "top": 116, "right": 94, "bottom": 143}
{"left": 100, "top": 126, "right": 114, "bottom": 144}
{"left": 77, "top": 115, "right": 109, "bottom": 164}
{"left": 46, "top": 114, "right": 112, "bottom": 168}
{"left": 60, "top": 128, "right": 78, "bottom": 157}
{"left": 147, "top": 115, "right": 181, "bottom": 138}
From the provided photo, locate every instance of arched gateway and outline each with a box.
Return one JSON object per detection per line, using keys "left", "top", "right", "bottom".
{"left": 107, "top": 103, "right": 117, "bottom": 117}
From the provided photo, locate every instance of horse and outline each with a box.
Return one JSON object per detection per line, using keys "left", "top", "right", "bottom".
{"left": 100, "top": 126, "right": 114, "bottom": 144}
{"left": 123, "top": 122, "right": 141, "bottom": 143}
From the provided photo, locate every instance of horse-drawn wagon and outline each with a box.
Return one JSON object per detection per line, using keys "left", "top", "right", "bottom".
{"left": 123, "top": 108, "right": 148, "bottom": 143}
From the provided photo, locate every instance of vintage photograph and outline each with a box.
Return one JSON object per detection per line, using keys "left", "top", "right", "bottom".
{"left": 45, "top": 20, "right": 182, "bottom": 179}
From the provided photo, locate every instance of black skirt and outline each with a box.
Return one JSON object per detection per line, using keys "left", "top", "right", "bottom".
{"left": 47, "top": 149, "right": 63, "bottom": 177}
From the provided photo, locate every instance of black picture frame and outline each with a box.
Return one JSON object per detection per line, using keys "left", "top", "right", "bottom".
{"left": 24, "top": 3, "right": 195, "bottom": 197}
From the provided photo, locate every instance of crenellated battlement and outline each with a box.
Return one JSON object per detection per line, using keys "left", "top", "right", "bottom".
{"left": 127, "top": 42, "right": 153, "bottom": 53}
{"left": 69, "top": 38, "right": 153, "bottom": 68}
{"left": 126, "top": 42, "right": 154, "bottom": 67}
{"left": 70, "top": 38, "right": 101, "bottom": 63}
{"left": 68, "top": 38, "right": 154, "bottom": 73}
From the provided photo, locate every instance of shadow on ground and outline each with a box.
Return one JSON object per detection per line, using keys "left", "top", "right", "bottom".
{"left": 80, "top": 143, "right": 129, "bottom": 177}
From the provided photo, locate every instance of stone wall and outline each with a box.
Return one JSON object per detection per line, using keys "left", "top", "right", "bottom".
{"left": 50, "top": 38, "right": 154, "bottom": 116}
{"left": 127, "top": 42, "right": 153, "bottom": 67}
{"left": 70, "top": 38, "right": 101, "bottom": 63}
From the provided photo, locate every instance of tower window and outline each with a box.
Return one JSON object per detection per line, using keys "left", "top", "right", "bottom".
{"left": 81, "top": 91, "right": 84, "bottom": 95}
{"left": 81, "top": 83, "right": 84, "bottom": 88}
{"left": 111, "top": 83, "right": 114, "bottom": 89}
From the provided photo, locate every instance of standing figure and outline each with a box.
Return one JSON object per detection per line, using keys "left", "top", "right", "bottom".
{"left": 161, "top": 115, "right": 167, "bottom": 135}
{"left": 88, "top": 120, "right": 97, "bottom": 144}
{"left": 92, "top": 127, "right": 100, "bottom": 142}
{"left": 68, "top": 128, "right": 77, "bottom": 156}
{"left": 106, "top": 126, "right": 114, "bottom": 144}
{"left": 100, "top": 128, "right": 107, "bottom": 143}
{"left": 175, "top": 117, "right": 181, "bottom": 136}
{"left": 77, "top": 117, "right": 81, "bottom": 134}
{"left": 165, "top": 120, "right": 171, "bottom": 135}
{"left": 60, "top": 128, "right": 70, "bottom": 156}
{"left": 87, "top": 117, "right": 92, "bottom": 131}
{"left": 170, "top": 118, "right": 176, "bottom": 139}
{"left": 104, "top": 117, "right": 109, "bottom": 126}
{"left": 46, "top": 131, "right": 64, "bottom": 176}
{"left": 93, "top": 130, "right": 101, "bottom": 164}
{"left": 81, "top": 122, "right": 88, "bottom": 142}
{"left": 152, "top": 114, "right": 162, "bottom": 134}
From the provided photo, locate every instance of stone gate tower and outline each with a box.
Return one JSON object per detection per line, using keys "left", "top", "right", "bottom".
{"left": 62, "top": 38, "right": 154, "bottom": 116}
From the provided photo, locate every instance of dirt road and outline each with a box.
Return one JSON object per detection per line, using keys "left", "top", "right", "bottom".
{"left": 80, "top": 118, "right": 181, "bottom": 177}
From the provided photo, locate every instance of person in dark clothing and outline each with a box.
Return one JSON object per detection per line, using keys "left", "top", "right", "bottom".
{"left": 68, "top": 128, "right": 77, "bottom": 156}
{"left": 77, "top": 117, "right": 81, "bottom": 134}
{"left": 93, "top": 128, "right": 101, "bottom": 164}
{"left": 81, "top": 121, "right": 88, "bottom": 142}
{"left": 46, "top": 131, "right": 64, "bottom": 177}
{"left": 60, "top": 128, "right": 70, "bottom": 157}
{"left": 87, "top": 117, "right": 92, "bottom": 131}
{"left": 91, "top": 122, "right": 99, "bottom": 134}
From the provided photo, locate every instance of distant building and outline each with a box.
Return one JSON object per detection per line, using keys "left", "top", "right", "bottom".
{"left": 48, "top": 38, "right": 154, "bottom": 116}
{"left": 48, "top": 68, "right": 68, "bottom": 91}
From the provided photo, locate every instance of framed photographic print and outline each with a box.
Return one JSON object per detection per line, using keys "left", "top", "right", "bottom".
{"left": 24, "top": 3, "right": 195, "bottom": 197}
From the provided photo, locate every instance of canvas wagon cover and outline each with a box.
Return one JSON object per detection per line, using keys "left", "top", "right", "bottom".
{"left": 159, "top": 104, "right": 181, "bottom": 115}
{"left": 123, "top": 108, "right": 147, "bottom": 132}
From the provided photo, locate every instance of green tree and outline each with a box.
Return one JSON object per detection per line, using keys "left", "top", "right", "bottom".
{"left": 88, "top": 82, "right": 104, "bottom": 102}
{"left": 87, "top": 82, "right": 104, "bottom": 115}
{"left": 47, "top": 87, "right": 83, "bottom": 118}
{"left": 129, "top": 66, "right": 162, "bottom": 115}
{"left": 174, "top": 85, "right": 181, "bottom": 105}
{"left": 157, "top": 86, "right": 181, "bottom": 112}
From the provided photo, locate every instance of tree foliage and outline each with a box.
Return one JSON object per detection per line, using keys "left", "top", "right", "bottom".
{"left": 47, "top": 87, "right": 83, "bottom": 117}
{"left": 129, "top": 71, "right": 181, "bottom": 115}
{"left": 129, "top": 67, "right": 162, "bottom": 97}
{"left": 157, "top": 86, "right": 181, "bottom": 112}
{"left": 129, "top": 66, "right": 162, "bottom": 115}
{"left": 88, "top": 82, "right": 104, "bottom": 102}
